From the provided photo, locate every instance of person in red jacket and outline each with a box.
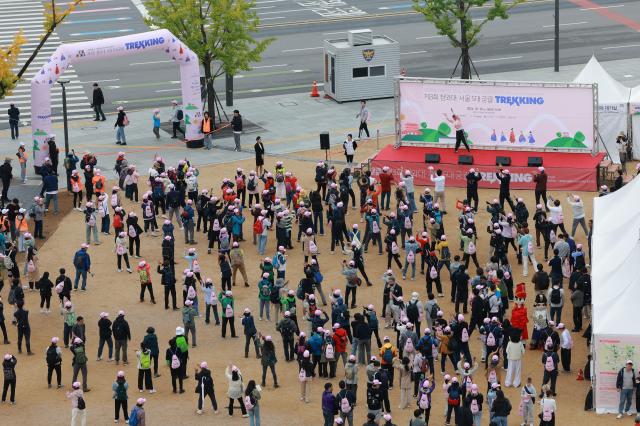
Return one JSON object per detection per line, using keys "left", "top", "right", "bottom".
{"left": 379, "top": 166, "right": 394, "bottom": 211}
{"left": 332, "top": 323, "right": 349, "bottom": 370}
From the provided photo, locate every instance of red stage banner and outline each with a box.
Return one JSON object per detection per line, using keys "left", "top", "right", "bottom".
{"left": 369, "top": 161, "right": 597, "bottom": 192}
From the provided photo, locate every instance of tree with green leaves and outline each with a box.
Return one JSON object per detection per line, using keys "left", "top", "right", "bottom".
{"left": 144, "top": 0, "right": 273, "bottom": 122}
{"left": 413, "top": 0, "right": 522, "bottom": 79}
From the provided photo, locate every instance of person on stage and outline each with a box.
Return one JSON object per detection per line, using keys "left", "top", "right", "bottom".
{"left": 444, "top": 109, "right": 470, "bottom": 153}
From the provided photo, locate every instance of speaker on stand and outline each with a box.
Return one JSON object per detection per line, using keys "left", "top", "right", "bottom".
{"left": 320, "top": 132, "right": 330, "bottom": 162}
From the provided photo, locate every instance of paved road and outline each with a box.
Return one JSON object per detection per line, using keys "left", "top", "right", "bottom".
{"left": 2, "top": 0, "right": 640, "bottom": 129}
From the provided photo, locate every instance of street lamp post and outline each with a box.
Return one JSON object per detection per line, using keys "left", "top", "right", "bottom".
{"left": 57, "top": 80, "right": 70, "bottom": 155}
{"left": 554, "top": 0, "right": 559, "bottom": 72}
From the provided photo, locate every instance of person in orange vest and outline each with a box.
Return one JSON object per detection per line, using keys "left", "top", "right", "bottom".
{"left": 92, "top": 169, "right": 106, "bottom": 198}
{"left": 16, "top": 143, "right": 27, "bottom": 184}
{"left": 15, "top": 208, "right": 29, "bottom": 252}
{"left": 201, "top": 111, "right": 213, "bottom": 150}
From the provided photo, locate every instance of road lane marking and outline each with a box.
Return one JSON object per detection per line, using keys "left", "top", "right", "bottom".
{"left": 282, "top": 46, "right": 324, "bottom": 52}
{"left": 416, "top": 35, "right": 445, "bottom": 39}
{"left": 260, "top": 16, "right": 286, "bottom": 20}
{"left": 542, "top": 21, "right": 587, "bottom": 27}
{"left": 602, "top": 44, "right": 640, "bottom": 49}
{"left": 71, "top": 6, "right": 130, "bottom": 14}
{"left": 510, "top": 38, "right": 554, "bottom": 44}
{"left": 129, "top": 60, "right": 174, "bottom": 66}
{"left": 580, "top": 4, "right": 624, "bottom": 10}
{"left": 400, "top": 51, "right": 427, "bottom": 55}
{"left": 64, "top": 17, "right": 133, "bottom": 24}
{"left": 259, "top": 8, "right": 308, "bottom": 14}
{"left": 475, "top": 55, "right": 523, "bottom": 62}
{"left": 69, "top": 29, "right": 133, "bottom": 36}
{"left": 252, "top": 64, "right": 288, "bottom": 68}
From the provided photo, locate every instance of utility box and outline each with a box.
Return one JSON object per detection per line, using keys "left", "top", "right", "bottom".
{"left": 323, "top": 29, "right": 400, "bottom": 102}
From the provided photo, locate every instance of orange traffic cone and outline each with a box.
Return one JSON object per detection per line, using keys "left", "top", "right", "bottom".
{"left": 576, "top": 369, "right": 584, "bottom": 381}
{"left": 310, "top": 80, "right": 319, "bottom": 97}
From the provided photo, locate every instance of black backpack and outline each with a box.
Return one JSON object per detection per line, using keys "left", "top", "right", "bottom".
{"left": 429, "top": 303, "right": 440, "bottom": 319}
{"left": 176, "top": 109, "right": 184, "bottom": 120}
{"left": 550, "top": 288, "right": 561, "bottom": 304}
{"left": 46, "top": 346, "right": 60, "bottom": 365}
{"left": 406, "top": 301, "right": 419, "bottom": 321}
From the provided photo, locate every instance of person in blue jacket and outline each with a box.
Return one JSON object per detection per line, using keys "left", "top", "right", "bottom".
{"left": 230, "top": 209, "right": 245, "bottom": 242}
{"left": 181, "top": 199, "right": 196, "bottom": 245}
{"left": 307, "top": 330, "right": 324, "bottom": 375}
{"left": 72, "top": 244, "right": 91, "bottom": 291}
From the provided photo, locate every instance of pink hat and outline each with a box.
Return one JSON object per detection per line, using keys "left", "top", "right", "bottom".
{"left": 137, "top": 398, "right": 146, "bottom": 405}
{"left": 73, "top": 337, "right": 83, "bottom": 344}
{"left": 51, "top": 337, "right": 59, "bottom": 343}
{"left": 303, "top": 350, "right": 310, "bottom": 357}
{"left": 491, "top": 382, "right": 500, "bottom": 389}
{"left": 117, "top": 371, "right": 125, "bottom": 377}
{"left": 383, "top": 414, "right": 392, "bottom": 421}
{"left": 72, "top": 381, "right": 81, "bottom": 389}
{"left": 200, "top": 361, "right": 208, "bottom": 369}
{"left": 457, "top": 314, "right": 464, "bottom": 322}
{"left": 265, "top": 335, "right": 272, "bottom": 342}
{"left": 444, "top": 374, "right": 451, "bottom": 380}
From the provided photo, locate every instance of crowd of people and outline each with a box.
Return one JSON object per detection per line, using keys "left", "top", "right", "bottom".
{"left": 0, "top": 141, "right": 618, "bottom": 426}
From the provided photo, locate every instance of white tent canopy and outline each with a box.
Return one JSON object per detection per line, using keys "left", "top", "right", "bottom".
{"left": 573, "top": 56, "right": 630, "bottom": 163}
{"left": 592, "top": 175, "right": 640, "bottom": 413}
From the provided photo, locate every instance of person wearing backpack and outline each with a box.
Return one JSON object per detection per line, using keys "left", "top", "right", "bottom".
{"left": 70, "top": 337, "right": 90, "bottom": 392}
{"left": 461, "top": 228, "right": 480, "bottom": 269}
{"left": 547, "top": 284, "right": 564, "bottom": 324}
{"left": 228, "top": 242, "right": 249, "bottom": 287}
{"left": 276, "top": 310, "right": 298, "bottom": 361}
{"left": 384, "top": 229, "right": 403, "bottom": 270}
{"left": 136, "top": 260, "right": 155, "bottom": 304}
{"left": 490, "top": 389, "right": 512, "bottom": 426}
{"left": 445, "top": 376, "right": 462, "bottom": 425}
{"left": 84, "top": 201, "right": 100, "bottom": 245}
{"left": 46, "top": 336, "right": 63, "bottom": 388}
{"left": 13, "top": 301, "right": 32, "bottom": 355}
{"left": 334, "top": 379, "right": 355, "bottom": 425}
{"left": 182, "top": 300, "right": 197, "bottom": 347}
{"left": 241, "top": 308, "right": 261, "bottom": 359}
{"left": 67, "top": 381, "right": 86, "bottom": 426}
{"left": 464, "top": 383, "right": 484, "bottom": 426}
{"left": 402, "top": 236, "right": 419, "bottom": 281}
{"left": 129, "top": 397, "right": 146, "bottom": 426}
{"left": 165, "top": 338, "right": 184, "bottom": 393}
{"left": 519, "top": 377, "right": 537, "bottom": 426}
{"left": 260, "top": 335, "right": 279, "bottom": 387}
{"left": 539, "top": 389, "right": 556, "bottom": 425}
{"left": 72, "top": 244, "right": 91, "bottom": 291}
{"left": 194, "top": 361, "right": 219, "bottom": 415}
{"left": 126, "top": 212, "right": 143, "bottom": 258}
{"left": 244, "top": 379, "right": 261, "bottom": 425}
{"left": 200, "top": 278, "right": 220, "bottom": 325}
{"left": 220, "top": 290, "right": 238, "bottom": 338}
{"left": 541, "top": 344, "right": 559, "bottom": 397}
{"left": 112, "top": 310, "right": 131, "bottom": 365}
{"left": 110, "top": 371, "right": 130, "bottom": 423}
{"left": 379, "top": 336, "right": 397, "bottom": 389}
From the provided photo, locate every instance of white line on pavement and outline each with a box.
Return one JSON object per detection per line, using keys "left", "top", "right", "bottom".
{"left": 400, "top": 51, "right": 427, "bottom": 55}
{"left": 253, "top": 6, "right": 275, "bottom": 9}
{"left": 510, "top": 38, "right": 554, "bottom": 44}
{"left": 255, "top": 0, "right": 288, "bottom": 3}
{"left": 155, "top": 89, "right": 181, "bottom": 93}
{"left": 129, "top": 60, "right": 174, "bottom": 66}
{"left": 259, "top": 8, "right": 308, "bottom": 14}
{"left": 77, "top": 79, "right": 120, "bottom": 84}
{"left": 475, "top": 55, "right": 523, "bottom": 63}
{"left": 323, "top": 31, "right": 346, "bottom": 35}
{"left": 542, "top": 21, "right": 587, "bottom": 27}
{"left": 580, "top": 4, "right": 624, "bottom": 10}
{"left": 282, "top": 46, "right": 323, "bottom": 53}
{"left": 252, "top": 64, "right": 288, "bottom": 68}
{"left": 602, "top": 44, "right": 640, "bottom": 50}
{"left": 260, "top": 16, "right": 286, "bottom": 20}
{"left": 71, "top": 6, "right": 130, "bottom": 14}
{"left": 416, "top": 35, "right": 444, "bottom": 39}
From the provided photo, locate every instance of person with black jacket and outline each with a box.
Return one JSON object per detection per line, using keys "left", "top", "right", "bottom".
{"left": 231, "top": 110, "right": 243, "bottom": 151}
{"left": 166, "top": 338, "right": 184, "bottom": 393}
{"left": 195, "top": 361, "right": 218, "bottom": 414}
{"left": 7, "top": 104, "right": 20, "bottom": 140}
{"left": 465, "top": 169, "right": 482, "bottom": 212}
{"left": 13, "top": 301, "right": 31, "bottom": 355}
{"left": 112, "top": 311, "right": 131, "bottom": 365}
{"left": 158, "top": 259, "right": 178, "bottom": 310}
{"left": 37, "top": 272, "right": 54, "bottom": 313}
{"left": 496, "top": 168, "right": 515, "bottom": 212}
{"left": 0, "top": 158, "right": 12, "bottom": 202}
{"left": 97, "top": 312, "right": 113, "bottom": 361}
{"left": 469, "top": 287, "right": 486, "bottom": 337}
{"left": 0, "top": 296, "right": 9, "bottom": 344}
{"left": 56, "top": 268, "right": 72, "bottom": 305}
{"left": 91, "top": 83, "right": 106, "bottom": 121}
{"left": 2, "top": 353, "right": 17, "bottom": 403}
{"left": 534, "top": 166, "right": 549, "bottom": 211}
{"left": 46, "top": 337, "right": 63, "bottom": 388}
{"left": 489, "top": 389, "right": 512, "bottom": 423}
{"left": 115, "top": 106, "right": 127, "bottom": 145}
{"left": 126, "top": 212, "right": 143, "bottom": 258}
{"left": 309, "top": 189, "right": 324, "bottom": 235}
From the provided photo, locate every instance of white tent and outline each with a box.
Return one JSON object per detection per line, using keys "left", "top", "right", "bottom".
{"left": 573, "top": 56, "right": 630, "bottom": 163}
{"left": 592, "top": 174, "right": 640, "bottom": 413}
{"left": 629, "top": 86, "right": 640, "bottom": 160}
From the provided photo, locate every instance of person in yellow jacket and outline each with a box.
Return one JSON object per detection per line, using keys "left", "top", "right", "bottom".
{"left": 379, "top": 336, "right": 398, "bottom": 389}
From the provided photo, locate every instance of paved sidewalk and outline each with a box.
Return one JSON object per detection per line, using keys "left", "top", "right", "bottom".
{"left": 1, "top": 56, "right": 636, "bottom": 183}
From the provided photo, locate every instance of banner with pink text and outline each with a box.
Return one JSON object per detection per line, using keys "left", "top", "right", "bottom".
{"left": 398, "top": 79, "right": 595, "bottom": 151}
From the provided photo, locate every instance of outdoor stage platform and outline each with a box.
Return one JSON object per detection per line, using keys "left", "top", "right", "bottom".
{"left": 369, "top": 145, "right": 606, "bottom": 192}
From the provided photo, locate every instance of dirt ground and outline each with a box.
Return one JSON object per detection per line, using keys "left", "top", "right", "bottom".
{"left": 0, "top": 139, "right": 624, "bottom": 425}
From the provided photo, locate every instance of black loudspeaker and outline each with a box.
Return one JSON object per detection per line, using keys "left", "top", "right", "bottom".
{"left": 320, "top": 132, "right": 330, "bottom": 150}
{"left": 496, "top": 156, "right": 511, "bottom": 166}
{"left": 458, "top": 155, "right": 473, "bottom": 165}
{"left": 528, "top": 156, "right": 543, "bottom": 167}
{"left": 425, "top": 154, "right": 440, "bottom": 163}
